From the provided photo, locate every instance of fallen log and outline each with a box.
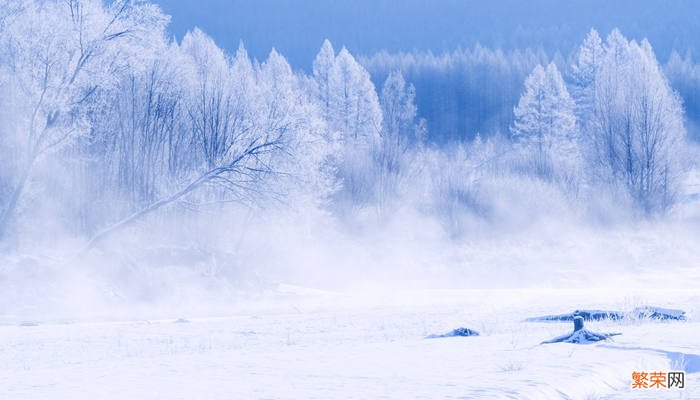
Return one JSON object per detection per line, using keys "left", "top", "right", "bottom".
{"left": 526, "top": 306, "right": 685, "bottom": 323}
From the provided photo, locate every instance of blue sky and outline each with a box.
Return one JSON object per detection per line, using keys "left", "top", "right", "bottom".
{"left": 156, "top": 0, "right": 699, "bottom": 69}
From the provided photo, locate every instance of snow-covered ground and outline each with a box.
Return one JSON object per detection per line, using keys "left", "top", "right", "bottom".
{"left": 1, "top": 287, "right": 698, "bottom": 399}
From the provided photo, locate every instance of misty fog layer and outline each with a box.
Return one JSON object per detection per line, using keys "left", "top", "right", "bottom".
{"left": 1, "top": 1, "right": 699, "bottom": 317}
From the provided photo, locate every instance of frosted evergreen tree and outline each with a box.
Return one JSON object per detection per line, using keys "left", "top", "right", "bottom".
{"left": 569, "top": 29, "right": 604, "bottom": 136}
{"left": 332, "top": 47, "right": 383, "bottom": 147}
{"left": 312, "top": 40, "right": 382, "bottom": 149}
{"left": 310, "top": 42, "right": 382, "bottom": 205}
{"left": 230, "top": 42, "right": 257, "bottom": 108}
{"left": 257, "top": 49, "right": 337, "bottom": 206}
{"left": 511, "top": 63, "right": 577, "bottom": 176}
{"left": 570, "top": 29, "right": 604, "bottom": 97}
{"left": 312, "top": 39, "right": 336, "bottom": 123}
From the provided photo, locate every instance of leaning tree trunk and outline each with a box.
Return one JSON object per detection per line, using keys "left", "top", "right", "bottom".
{"left": 82, "top": 137, "right": 281, "bottom": 252}
{"left": 82, "top": 168, "right": 218, "bottom": 251}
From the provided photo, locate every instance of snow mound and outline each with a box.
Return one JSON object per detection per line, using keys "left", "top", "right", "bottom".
{"left": 426, "top": 327, "right": 479, "bottom": 338}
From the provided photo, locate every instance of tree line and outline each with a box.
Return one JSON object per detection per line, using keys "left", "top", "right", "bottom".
{"left": 0, "top": 1, "right": 693, "bottom": 250}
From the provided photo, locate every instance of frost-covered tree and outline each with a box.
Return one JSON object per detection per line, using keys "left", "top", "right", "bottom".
{"left": 87, "top": 44, "right": 337, "bottom": 247}
{"left": 511, "top": 63, "right": 577, "bottom": 175}
{"left": 311, "top": 41, "right": 382, "bottom": 205}
{"left": 380, "top": 71, "right": 424, "bottom": 147}
{"left": 256, "top": 48, "right": 337, "bottom": 205}
{"left": 94, "top": 50, "right": 184, "bottom": 211}
{"left": 332, "top": 48, "right": 383, "bottom": 147}
{"left": 0, "top": 2, "right": 344, "bottom": 246}
{"left": 569, "top": 29, "right": 604, "bottom": 134}
{"left": 312, "top": 39, "right": 336, "bottom": 123}
{"left": 311, "top": 41, "right": 382, "bottom": 146}
{"left": 376, "top": 70, "right": 425, "bottom": 212}
{"left": 590, "top": 31, "right": 685, "bottom": 212}
{"left": 0, "top": 0, "right": 169, "bottom": 239}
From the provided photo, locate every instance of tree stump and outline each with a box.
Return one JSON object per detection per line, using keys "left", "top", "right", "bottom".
{"left": 541, "top": 315, "right": 620, "bottom": 344}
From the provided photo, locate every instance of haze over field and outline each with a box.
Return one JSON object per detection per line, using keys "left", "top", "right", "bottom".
{"left": 0, "top": 0, "right": 698, "bottom": 311}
